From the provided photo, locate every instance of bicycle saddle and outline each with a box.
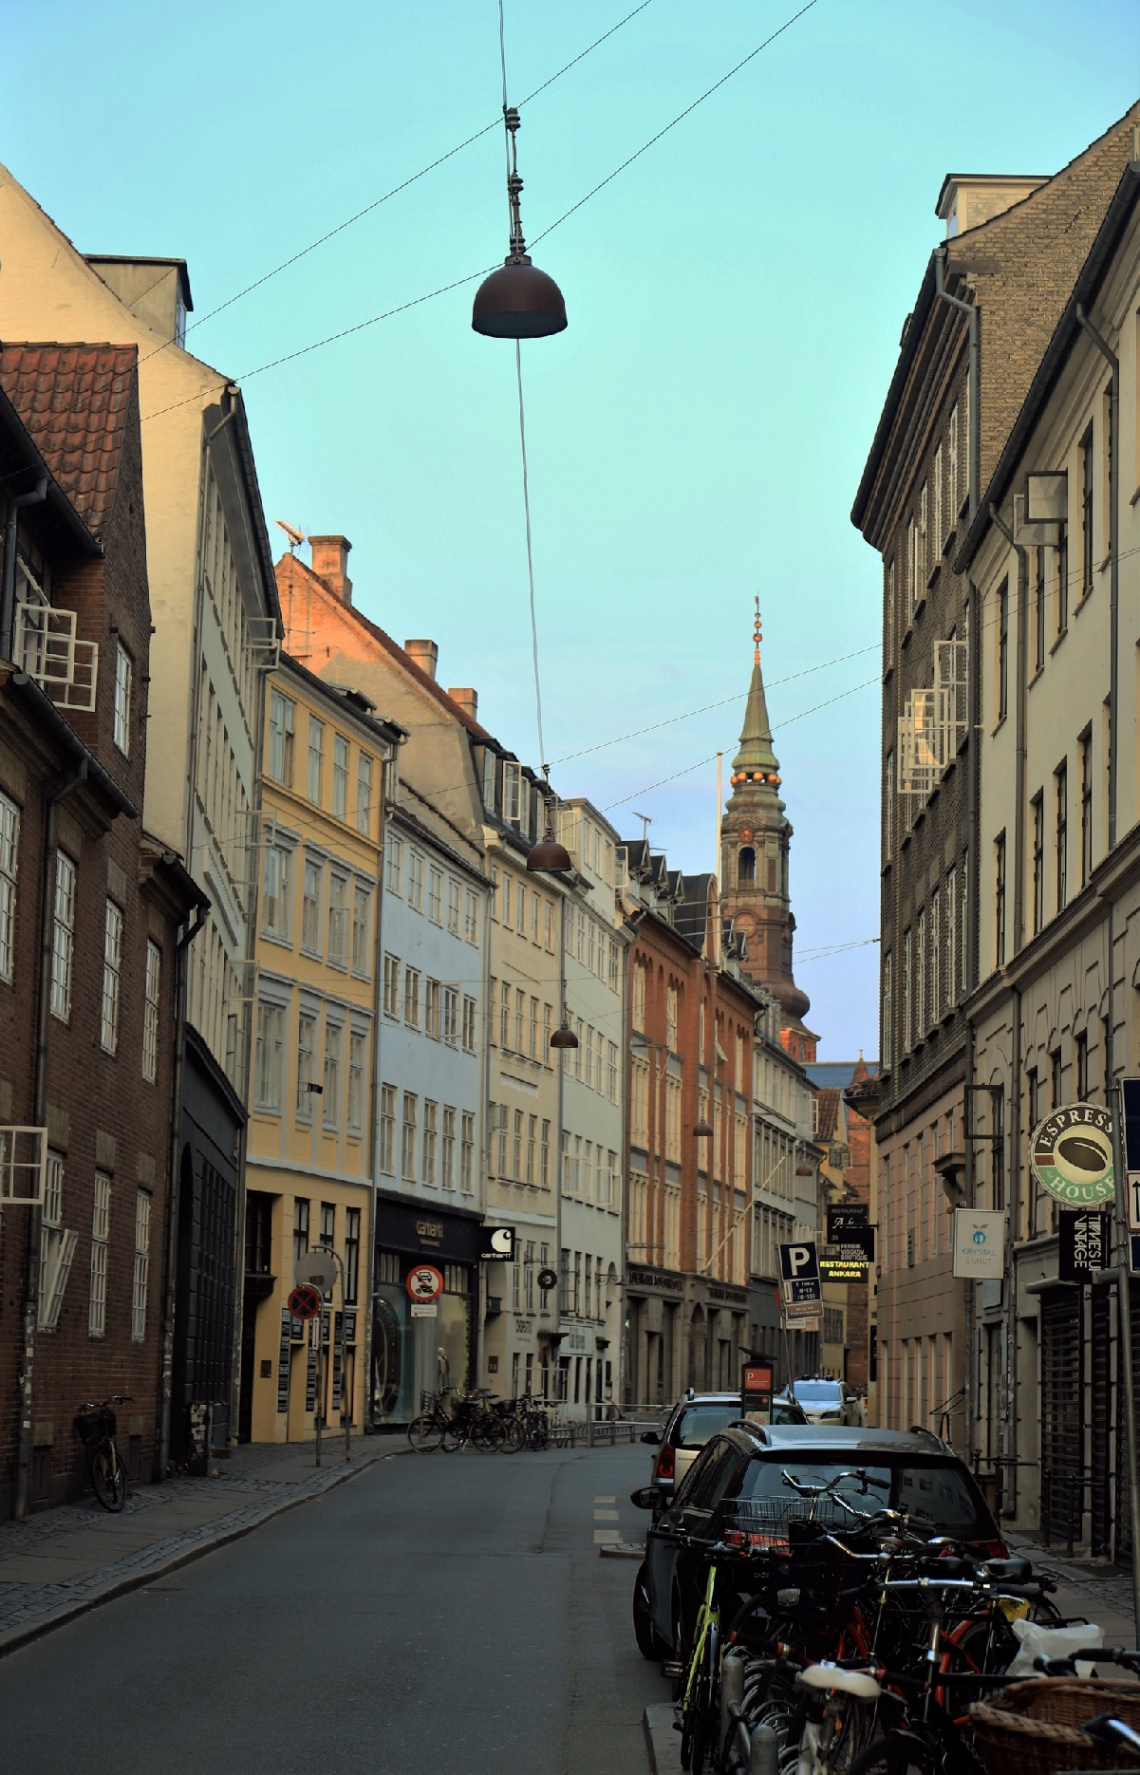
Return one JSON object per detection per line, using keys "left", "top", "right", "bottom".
{"left": 799, "top": 1663, "right": 881, "bottom": 1700}
{"left": 983, "top": 1556, "right": 1032, "bottom": 1582}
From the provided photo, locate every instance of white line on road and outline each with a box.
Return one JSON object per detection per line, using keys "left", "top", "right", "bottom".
{"left": 594, "top": 1509, "right": 619, "bottom": 1520}
{"left": 594, "top": 1495, "right": 616, "bottom": 1503}
{"left": 594, "top": 1529, "right": 622, "bottom": 1544}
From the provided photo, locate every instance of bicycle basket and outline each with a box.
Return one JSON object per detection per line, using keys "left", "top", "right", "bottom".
{"left": 971, "top": 1681, "right": 1140, "bottom": 1775}
{"left": 74, "top": 1407, "right": 116, "bottom": 1445}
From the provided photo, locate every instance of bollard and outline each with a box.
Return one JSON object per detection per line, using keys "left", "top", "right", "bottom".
{"left": 748, "top": 1722, "right": 779, "bottom": 1775}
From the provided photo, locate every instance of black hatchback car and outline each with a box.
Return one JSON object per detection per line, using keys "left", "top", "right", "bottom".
{"left": 632, "top": 1422, "right": 1004, "bottom": 1660}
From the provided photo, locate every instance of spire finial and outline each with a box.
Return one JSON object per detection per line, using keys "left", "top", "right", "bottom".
{"left": 753, "top": 596, "right": 762, "bottom": 665}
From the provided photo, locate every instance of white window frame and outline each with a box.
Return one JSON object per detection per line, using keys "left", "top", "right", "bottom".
{"left": 50, "top": 850, "right": 77, "bottom": 1022}
{"left": 308, "top": 715, "right": 324, "bottom": 803}
{"left": 132, "top": 1188, "right": 151, "bottom": 1341}
{"left": 113, "top": 642, "right": 132, "bottom": 755}
{"left": 256, "top": 1000, "right": 285, "bottom": 1110}
{"left": 0, "top": 790, "right": 18, "bottom": 983}
{"left": 142, "top": 938, "right": 161, "bottom": 1082}
{"left": 268, "top": 690, "right": 294, "bottom": 785}
{"left": 356, "top": 752, "right": 373, "bottom": 834}
{"left": 89, "top": 1171, "right": 111, "bottom": 1337}
{"left": 100, "top": 898, "right": 123, "bottom": 1054}
{"left": 333, "top": 733, "right": 349, "bottom": 819}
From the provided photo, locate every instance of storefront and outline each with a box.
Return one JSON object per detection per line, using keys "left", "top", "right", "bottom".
{"left": 371, "top": 1195, "right": 483, "bottom": 1427}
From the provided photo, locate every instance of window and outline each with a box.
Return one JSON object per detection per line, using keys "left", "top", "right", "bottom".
{"left": 0, "top": 790, "right": 18, "bottom": 983}
{"left": 296, "top": 1012, "right": 316, "bottom": 1115}
{"left": 499, "top": 980, "right": 511, "bottom": 1050}
{"left": 407, "top": 850, "right": 424, "bottom": 911}
{"left": 513, "top": 1109, "right": 524, "bottom": 1180}
{"left": 933, "top": 444, "right": 943, "bottom": 553}
{"left": 608, "top": 1041, "right": 619, "bottom": 1104}
{"left": 444, "top": 877, "right": 461, "bottom": 936}
{"left": 885, "top": 559, "right": 896, "bottom": 667}
{"left": 142, "top": 939, "right": 161, "bottom": 1082}
{"left": 918, "top": 480, "right": 929, "bottom": 586}
{"left": 100, "top": 899, "right": 123, "bottom": 1053}
{"left": 322, "top": 1023, "right": 341, "bottom": 1127}
{"left": 1034, "top": 548, "right": 1046, "bottom": 674}
{"left": 293, "top": 1198, "right": 310, "bottom": 1263}
{"left": 268, "top": 690, "right": 294, "bottom": 784}
{"left": 516, "top": 884, "right": 527, "bottom": 937}
{"left": 503, "top": 876, "right": 511, "bottom": 929}
{"left": 263, "top": 845, "right": 291, "bottom": 940}
{"left": 256, "top": 1001, "right": 284, "bottom": 1109}
{"left": 352, "top": 884, "right": 371, "bottom": 974}
{"left": 344, "top": 1208, "right": 361, "bottom": 1304}
{"left": 915, "top": 907, "right": 926, "bottom": 1036}
{"left": 423, "top": 1100, "right": 438, "bottom": 1185}
{"left": 113, "top": 643, "right": 132, "bottom": 754}
{"left": 347, "top": 1030, "right": 365, "bottom": 1132}
{"left": 544, "top": 900, "right": 554, "bottom": 952}
{"left": 308, "top": 716, "right": 324, "bottom": 802}
{"left": 131, "top": 1189, "right": 151, "bottom": 1341}
{"left": 442, "top": 1107, "right": 456, "bottom": 1189}
{"left": 906, "top": 517, "right": 917, "bottom": 617}
{"left": 385, "top": 836, "right": 402, "bottom": 895}
{"left": 884, "top": 751, "right": 894, "bottom": 858}
{"left": 301, "top": 859, "right": 322, "bottom": 953}
{"left": 50, "top": 850, "right": 76, "bottom": 1021}
{"left": 462, "top": 994, "right": 477, "bottom": 1053}
{"left": 994, "top": 832, "right": 1007, "bottom": 967}
{"left": 948, "top": 403, "right": 959, "bottom": 516}
{"left": 881, "top": 951, "right": 893, "bottom": 1068}
{"left": 401, "top": 1093, "right": 418, "bottom": 1180}
{"left": 543, "top": 1002, "right": 552, "bottom": 1058}
{"left": 328, "top": 874, "right": 348, "bottom": 966}
{"left": 541, "top": 1120, "right": 551, "bottom": 1189}
{"left": 464, "top": 889, "right": 478, "bottom": 944}
{"left": 443, "top": 987, "right": 458, "bottom": 1046}
{"left": 514, "top": 987, "right": 525, "bottom": 1053}
{"left": 379, "top": 1085, "right": 396, "bottom": 1173}
{"left": 526, "top": 1114, "right": 536, "bottom": 1185}
{"left": 357, "top": 753, "right": 373, "bottom": 834}
{"left": 460, "top": 1113, "right": 475, "bottom": 1193}
{"left": 997, "top": 579, "right": 1009, "bottom": 723}
{"left": 1058, "top": 523, "right": 1069, "bottom": 635}
{"left": 902, "top": 926, "right": 912, "bottom": 1052}
{"left": 531, "top": 892, "right": 539, "bottom": 945}
{"left": 1055, "top": 760, "right": 1068, "bottom": 912}
{"left": 945, "top": 872, "right": 957, "bottom": 1008}
{"left": 930, "top": 886, "right": 941, "bottom": 1025}
{"left": 333, "top": 734, "right": 348, "bottom": 818}
{"left": 503, "top": 761, "right": 522, "bottom": 826}
{"left": 1081, "top": 425, "right": 1094, "bottom": 597}
{"left": 320, "top": 1203, "right": 335, "bottom": 1249}
{"left": 1031, "top": 794, "right": 1044, "bottom": 936}
{"left": 1080, "top": 728, "right": 1093, "bottom": 887}
{"left": 89, "top": 1172, "right": 110, "bottom": 1337}
{"left": 383, "top": 953, "right": 400, "bottom": 1017}
{"left": 632, "top": 966, "right": 646, "bottom": 1031}
{"left": 666, "top": 986, "right": 678, "bottom": 1052}
{"left": 425, "top": 978, "right": 440, "bottom": 1039}
{"left": 1076, "top": 1030, "right": 1089, "bottom": 1103}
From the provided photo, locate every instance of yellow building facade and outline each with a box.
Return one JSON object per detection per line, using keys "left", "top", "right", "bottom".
{"left": 243, "top": 653, "right": 402, "bottom": 1442}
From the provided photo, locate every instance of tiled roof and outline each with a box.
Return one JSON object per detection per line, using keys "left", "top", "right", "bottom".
{"left": 815, "top": 1088, "right": 841, "bottom": 1144}
{"left": 0, "top": 344, "right": 137, "bottom": 535}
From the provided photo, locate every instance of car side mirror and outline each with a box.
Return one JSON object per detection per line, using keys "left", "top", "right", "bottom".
{"left": 630, "top": 1484, "right": 664, "bottom": 1510}
{"left": 640, "top": 1430, "right": 661, "bottom": 1445}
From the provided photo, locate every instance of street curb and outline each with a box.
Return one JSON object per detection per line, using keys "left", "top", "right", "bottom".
{"left": 0, "top": 1443, "right": 405, "bottom": 1660}
{"left": 644, "top": 1702, "right": 683, "bottom": 1775}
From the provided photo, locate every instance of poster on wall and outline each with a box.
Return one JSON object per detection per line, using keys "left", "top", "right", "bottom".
{"left": 951, "top": 1209, "right": 1005, "bottom": 1279}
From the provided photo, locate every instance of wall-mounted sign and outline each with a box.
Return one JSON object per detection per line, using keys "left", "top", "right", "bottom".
{"left": 1058, "top": 1210, "right": 1110, "bottom": 1284}
{"left": 1030, "top": 1105, "right": 1114, "bottom": 1205}
{"left": 480, "top": 1226, "right": 516, "bottom": 1261}
{"left": 406, "top": 1263, "right": 444, "bottom": 1303}
{"left": 952, "top": 1209, "right": 1005, "bottom": 1279}
{"left": 820, "top": 1219, "right": 875, "bottom": 1283}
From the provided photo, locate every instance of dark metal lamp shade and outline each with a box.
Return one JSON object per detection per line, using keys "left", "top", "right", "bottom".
{"left": 527, "top": 834, "right": 572, "bottom": 872}
{"left": 693, "top": 1119, "right": 714, "bottom": 1138}
{"left": 472, "top": 259, "right": 568, "bottom": 339}
{"left": 550, "top": 1024, "right": 579, "bottom": 1050}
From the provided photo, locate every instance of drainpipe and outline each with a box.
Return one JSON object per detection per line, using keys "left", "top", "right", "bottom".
{"left": 366, "top": 744, "right": 399, "bottom": 1429}
{"left": 1, "top": 476, "right": 48, "bottom": 661}
{"left": 1076, "top": 305, "right": 1139, "bottom": 1614}
{"left": 963, "top": 578, "right": 981, "bottom": 1463}
{"left": 14, "top": 755, "right": 88, "bottom": 1521}
{"left": 935, "top": 250, "right": 980, "bottom": 523}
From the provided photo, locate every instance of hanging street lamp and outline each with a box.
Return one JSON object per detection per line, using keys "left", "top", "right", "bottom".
{"left": 472, "top": 107, "right": 567, "bottom": 340}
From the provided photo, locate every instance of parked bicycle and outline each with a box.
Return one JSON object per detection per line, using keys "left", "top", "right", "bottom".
{"left": 74, "top": 1394, "right": 131, "bottom": 1512}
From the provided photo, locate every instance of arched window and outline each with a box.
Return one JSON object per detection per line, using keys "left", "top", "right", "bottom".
{"left": 738, "top": 846, "right": 756, "bottom": 883}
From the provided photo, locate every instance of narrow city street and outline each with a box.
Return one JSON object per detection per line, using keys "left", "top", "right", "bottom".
{"left": 0, "top": 1443, "right": 667, "bottom": 1775}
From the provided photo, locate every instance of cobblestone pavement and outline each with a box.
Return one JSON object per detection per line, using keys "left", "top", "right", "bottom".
{"left": 1008, "top": 1533, "right": 1138, "bottom": 1649}
{"left": 0, "top": 1433, "right": 405, "bottom": 1652}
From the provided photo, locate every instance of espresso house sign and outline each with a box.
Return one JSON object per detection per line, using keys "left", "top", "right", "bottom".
{"left": 1030, "top": 1105, "right": 1115, "bottom": 1207}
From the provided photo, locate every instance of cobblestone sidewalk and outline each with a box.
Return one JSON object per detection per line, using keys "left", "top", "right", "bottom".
{"left": 0, "top": 1434, "right": 405, "bottom": 1655}
{"left": 1007, "top": 1533, "right": 1138, "bottom": 1650}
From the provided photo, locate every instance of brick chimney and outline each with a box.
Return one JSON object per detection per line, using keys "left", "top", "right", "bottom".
{"left": 405, "top": 640, "right": 438, "bottom": 680}
{"left": 310, "top": 535, "right": 353, "bottom": 604}
{"left": 449, "top": 687, "right": 478, "bottom": 720}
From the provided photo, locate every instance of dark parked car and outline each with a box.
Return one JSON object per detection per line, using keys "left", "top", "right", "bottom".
{"left": 641, "top": 1390, "right": 808, "bottom": 1500}
{"left": 631, "top": 1422, "right": 1004, "bottom": 1661}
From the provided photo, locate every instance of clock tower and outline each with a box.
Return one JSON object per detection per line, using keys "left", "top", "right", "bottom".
{"left": 720, "top": 607, "right": 816, "bottom": 1061}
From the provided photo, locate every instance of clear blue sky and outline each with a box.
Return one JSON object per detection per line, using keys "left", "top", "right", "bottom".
{"left": 5, "top": 0, "right": 1135, "bottom": 1054}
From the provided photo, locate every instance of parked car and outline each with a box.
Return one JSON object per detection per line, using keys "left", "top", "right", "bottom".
{"left": 777, "top": 1376, "right": 863, "bottom": 1426}
{"left": 630, "top": 1422, "right": 1003, "bottom": 1661}
{"left": 640, "top": 1390, "right": 808, "bottom": 1501}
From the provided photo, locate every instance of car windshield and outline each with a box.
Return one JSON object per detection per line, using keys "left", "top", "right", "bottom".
{"left": 792, "top": 1382, "right": 842, "bottom": 1404}
{"left": 673, "top": 1404, "right": 741, "bottom": 1449}
{"left": 736, "top": 1458, "right": 990, "bottom": 1536}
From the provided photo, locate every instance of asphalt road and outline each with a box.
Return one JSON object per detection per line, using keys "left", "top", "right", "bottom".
{"left": 2, "top": 1440, "right": 671, "bottom": 1775}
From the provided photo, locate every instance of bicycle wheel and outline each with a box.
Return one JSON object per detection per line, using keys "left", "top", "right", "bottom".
{"left": 501, "top": 1416, "right": 525, "bottom": 1453}
{"left": 846, "top": 1729, "right": 939, "bottom": 1775}
{"left": 407, "top": 1414, "right": 444, "bottom": 1453}
{"left": 91, "top": 1441, "right": 128, "bottom": 1512}
{"left": 471, "top": 1410, "right": 505, "bottom": 1452}
{"left": 680, "top": 1622, "right": 718, "bottom": 1773}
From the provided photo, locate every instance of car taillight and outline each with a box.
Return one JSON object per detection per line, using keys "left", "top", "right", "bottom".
{"left": 978, "top": 1538, "right": 1009, "bottom": 1558}
{"left": 655, "top": 1443, "right": 675, "bottom": 1480}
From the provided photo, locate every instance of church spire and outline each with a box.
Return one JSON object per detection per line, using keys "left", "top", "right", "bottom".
{"left": 731, "top": 600, "right": 780, "bottom": 785}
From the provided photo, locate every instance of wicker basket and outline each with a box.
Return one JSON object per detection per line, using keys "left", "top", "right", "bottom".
{"left": 971, "top": 1679, "right": 1140, "bottom": 1775}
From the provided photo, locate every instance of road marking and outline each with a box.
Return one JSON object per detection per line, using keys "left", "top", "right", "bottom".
{"left": 594, "top": 1529, "right": 622, "bottom": 1544}
{"left": 594, "top": 1494, "right": 616, "bottom": 1503}
{"left": 594, "top": 1508, "right": 619, "bottom": 1520}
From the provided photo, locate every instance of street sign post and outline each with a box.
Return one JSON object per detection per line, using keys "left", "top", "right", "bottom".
{"left": 779, "top": 1242, "right": 821, "bottom": 1318}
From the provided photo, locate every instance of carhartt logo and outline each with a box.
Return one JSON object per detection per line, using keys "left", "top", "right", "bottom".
{"left": 416, "top": 1220, "right": 444, "bottom": 1239}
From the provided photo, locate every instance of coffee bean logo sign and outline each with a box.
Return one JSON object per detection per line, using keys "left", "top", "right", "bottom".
{"left": 1056, "top": 1134, "right": 1110, "bottom": 1175}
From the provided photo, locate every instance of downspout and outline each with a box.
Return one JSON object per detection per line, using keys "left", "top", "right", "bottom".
{"left": 366, "top": 742, "right": 400, "bottom": 1429}
{"left": 1, "top": 476, "right": 49, "bottom": 663}
{"left": 988, "top": 504, "right": 1029, "bottom": 1520}
{"left": 963, "top": 578, "right": 981, "bottom": 1464}
{"left": 1076, "top": 307, "right": 1140, "bottom": 1612}
{"left": 935, "top": 249, "right": 980, "bottom": 524}
{"left": 14, "top": 755, "right": 88, "bottom": 1521}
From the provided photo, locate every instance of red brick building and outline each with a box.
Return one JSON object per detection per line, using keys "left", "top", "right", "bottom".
{"left": 0, "top": 346, "right": 202, "bottom": 1515}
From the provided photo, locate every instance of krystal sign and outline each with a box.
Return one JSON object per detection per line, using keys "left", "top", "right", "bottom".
{"left": 1030, "top": 1104, "right": 1115, "bottom": 1206}
{"left": 951, "top": 1209, "right": 1005, "bottom": 1279}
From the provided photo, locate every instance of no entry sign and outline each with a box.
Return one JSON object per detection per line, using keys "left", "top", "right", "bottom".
{"left": 406, "top": 1263, "right": 444, "bottom": 1304}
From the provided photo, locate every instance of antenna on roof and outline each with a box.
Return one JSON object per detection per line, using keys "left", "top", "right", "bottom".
{"left": 632, "top": 811, "right": 652, "bottom": 844}
{"left": 275, "top": 520, "right": 306, "bottom": 553}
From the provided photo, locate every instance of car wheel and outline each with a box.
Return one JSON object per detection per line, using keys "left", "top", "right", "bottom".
{"left": 633, "top": 1562, "right": 669, "bottom": 1660}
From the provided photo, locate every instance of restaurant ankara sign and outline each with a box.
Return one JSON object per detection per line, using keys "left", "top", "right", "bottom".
{"left": 1029, "top": 1104, "right": 1115, "bottom": 1206}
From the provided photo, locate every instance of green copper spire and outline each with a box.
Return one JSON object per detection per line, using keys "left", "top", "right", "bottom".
{"left": 732, "top": 601, "right": 780, "bottom": 780}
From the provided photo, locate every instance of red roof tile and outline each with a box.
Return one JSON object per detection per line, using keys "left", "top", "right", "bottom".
{"left": 0, "top": 344, "right": 137, "bottom": 535}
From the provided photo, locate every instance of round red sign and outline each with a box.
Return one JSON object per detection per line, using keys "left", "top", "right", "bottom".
{"left": 288, "top": 1284, "right": 322, "bottom": 1321}
{"left": 406, "top": 1263, "right": 444, "bottom": 1304}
